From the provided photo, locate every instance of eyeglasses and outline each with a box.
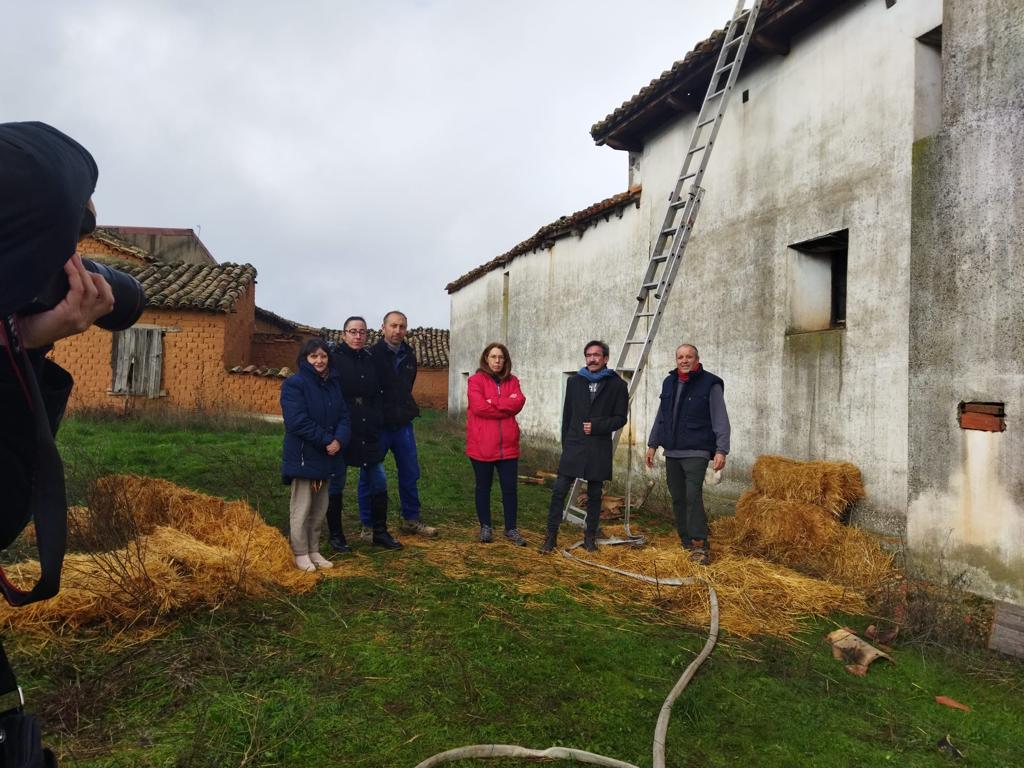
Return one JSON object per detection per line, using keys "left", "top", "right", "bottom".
{"left": 344, "top": 329, "right": 368, "bottom": 336}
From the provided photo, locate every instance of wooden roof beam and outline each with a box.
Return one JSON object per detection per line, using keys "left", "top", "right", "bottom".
{"left": 750, "top": 32, "right": 790, "bottom": 56}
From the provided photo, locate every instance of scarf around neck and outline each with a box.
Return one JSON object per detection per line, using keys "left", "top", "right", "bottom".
{"left": 578, "top": 366, "right": 615, "bottom": 383}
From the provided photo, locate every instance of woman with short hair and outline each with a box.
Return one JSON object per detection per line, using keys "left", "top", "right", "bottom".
{"left": 280, "top": 338, "right": 351, "bottom": 571}
{"left": 465, "top": 342, "right": 527, "bottom": 546}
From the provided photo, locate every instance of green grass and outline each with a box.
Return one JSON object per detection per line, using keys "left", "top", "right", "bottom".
{"left": 3, "top": 410, "right": 1019, "bottom": 766}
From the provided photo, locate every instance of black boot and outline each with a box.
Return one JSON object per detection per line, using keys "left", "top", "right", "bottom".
{"left": 583, "top": 495, "right": 601, "bottom": 553}
{"left": 326, "top": 494, "right": 351, "bottom": 553}
{"left": 539, "top": 530, "right": 558, "bottom": 554}
{"left": 370, "top": 493, "right": 403, "bottom": 550}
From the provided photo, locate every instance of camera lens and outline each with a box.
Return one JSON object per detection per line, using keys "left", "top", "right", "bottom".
{"left": 82, "top": 260, "right": 146, "bottom": 331}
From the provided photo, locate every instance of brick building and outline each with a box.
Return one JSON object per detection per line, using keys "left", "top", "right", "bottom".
{"left": 56, "top": 230, "right": 450, "bottom": 416}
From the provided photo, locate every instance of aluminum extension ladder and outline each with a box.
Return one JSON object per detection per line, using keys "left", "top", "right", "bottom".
{"left": 563, "top": 0, "right": 763, "bottom": 531}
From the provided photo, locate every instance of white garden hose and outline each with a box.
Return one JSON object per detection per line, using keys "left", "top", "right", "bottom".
{"left": 413, "top": 546, "right": 720, "bottom": 768}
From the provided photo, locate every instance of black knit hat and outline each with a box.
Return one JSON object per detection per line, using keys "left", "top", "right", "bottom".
{"left": 0, "top": 121, "right": 98, "bottom": 316}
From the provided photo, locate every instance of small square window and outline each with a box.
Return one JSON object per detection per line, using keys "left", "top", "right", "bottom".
{"left": 787, "top": 230, "right": 848, "bottom": 333}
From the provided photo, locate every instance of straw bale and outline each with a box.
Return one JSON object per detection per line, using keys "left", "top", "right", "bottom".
{"left": 751, "top": 455, "right": 864, "bottom": 518}
{"left": 715, "top": 494, "right": 895, "bottom": 594}
{"left": 0, "top": 476, "right": 317, "bottom": 636}
{"left": 733, "top": 493, "right": 843, "bottom": 561}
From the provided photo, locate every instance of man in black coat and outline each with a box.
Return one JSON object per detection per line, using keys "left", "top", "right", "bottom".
{"left": 355, "top": 311, "right": 437, "bottom": 539}
{"left": 540, "top": 340, "right": 628, "bottom": 553}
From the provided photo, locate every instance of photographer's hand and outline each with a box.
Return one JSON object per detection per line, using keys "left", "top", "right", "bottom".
{"left": 19, "top": 254, "right": 115, "bottom": 348}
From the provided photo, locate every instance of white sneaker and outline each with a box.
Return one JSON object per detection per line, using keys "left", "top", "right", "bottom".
{"left": 309, "top": 552, "right": 334, "bottom": 569}
{"left": 294, "top": 554, "right": 316, "bottom": 572}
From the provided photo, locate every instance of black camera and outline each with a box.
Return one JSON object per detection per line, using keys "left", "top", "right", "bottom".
{"left": 22, "top": 258, "right": 146, "bottom": 332}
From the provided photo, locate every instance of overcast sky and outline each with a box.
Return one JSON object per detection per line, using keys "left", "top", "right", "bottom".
{"left": 2, "top": 1, "right": 730, "bottom": 330}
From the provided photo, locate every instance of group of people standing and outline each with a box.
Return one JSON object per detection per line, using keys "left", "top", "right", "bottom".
{"left": 465, "top": 338, "right": 729, "bottom": 564}
{"left": 281, "top": 311, "right": 436, "bottom": 572}
{"left": 282, "top": 323, "right": 730, "bottom": 571}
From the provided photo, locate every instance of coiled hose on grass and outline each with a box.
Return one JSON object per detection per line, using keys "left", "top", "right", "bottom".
{"left": 413, "top": 545, "right": 720, "bottom": 768}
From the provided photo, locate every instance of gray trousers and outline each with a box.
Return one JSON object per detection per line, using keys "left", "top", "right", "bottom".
{"left": 289, "top": 478, "right": 328, "bottom": 556}
{"left": 665, "top": 457, "right": 710, "bottom": 544}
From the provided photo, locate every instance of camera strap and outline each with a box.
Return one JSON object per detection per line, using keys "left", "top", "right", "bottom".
{"left": 0, "top": 316, "right": 67, "bottom": 607}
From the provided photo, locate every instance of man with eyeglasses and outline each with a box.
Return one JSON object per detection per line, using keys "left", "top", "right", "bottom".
{"left": 539, "top": 340, "right": 628, "bottom": 554}
{"left": 324, "top": 316, "right": 403, "bottom": 551}
{"left": 355, "top": 310, "right": 438, "bottom": 540}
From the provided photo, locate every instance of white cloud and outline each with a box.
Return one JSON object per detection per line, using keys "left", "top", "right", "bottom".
{"left": 2, "top": 0, "right": 729, "bottom": 328}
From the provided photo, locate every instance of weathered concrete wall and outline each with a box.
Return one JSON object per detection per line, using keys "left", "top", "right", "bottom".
{"left": 451, "top": 0, "right": 943, "bottom": 528}
{"left": 908, "top": 0, "right": 1024, "bottom": 603}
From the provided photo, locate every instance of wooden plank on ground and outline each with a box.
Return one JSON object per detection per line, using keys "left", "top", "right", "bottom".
{"left": 989, "top": 601, "right": 1024, "bottom": 658}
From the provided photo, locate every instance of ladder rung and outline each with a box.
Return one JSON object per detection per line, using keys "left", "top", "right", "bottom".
{"left": 677, "top": 171, "right": 697, "bottom": 182}
{"left": 714, "top": 62, "right": 734, "bottom": 76}
{"left": 662, "top": 227, "right": 676, "bottom": 236}
{"left": 635, "top": 312, "right": 655, "bottom": 318}
{"left": 696, "top": 116, "right": 716, "bottom": 128}
{"left": 669, "top": 197, "right": 689, "bottom": 209}
{"left": 651, "top": 254, "right": 669, "bottom": 263}
{"left": 708, "top": 88, "right": 728, "bottom": 99}
{"left": 688, "top": 143, "right": 707, "bottom": 155}
{"left": 641, "top": 281, "right": 659, "bottom": 290}
{"left": 624, "top": 339, "right": 646, "bottom": 345}
{"left": 724, "top": 30, "right": 744, "bottom": 49}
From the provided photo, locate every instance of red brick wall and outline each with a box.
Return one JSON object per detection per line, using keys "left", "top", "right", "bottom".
{"left": 77, "top": 237, "right": 148, "bottom": 264}
{"left": 415, "top": 368, "right": 448, "bottom": 411}
{"left": 222, "top": 286, "right": 255, "bottom": 367}
{"left": 251, "top": 335, "right": 303, "bottom": 369}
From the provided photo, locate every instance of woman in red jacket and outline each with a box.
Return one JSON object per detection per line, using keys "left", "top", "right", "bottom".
{"left": 466, "top": 342, "right": 527, "bottom": 546}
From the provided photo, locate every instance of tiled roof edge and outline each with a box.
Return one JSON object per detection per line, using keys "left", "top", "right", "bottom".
{"left": 445, "top": 186, "right": 641, "bottom": 294}
{"left": 589, "top": 0, "right": 844, "bottom": 146}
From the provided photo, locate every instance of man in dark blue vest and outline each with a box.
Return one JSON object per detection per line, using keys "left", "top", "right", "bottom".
{"left": 645, "top": 343, "right": 730, "bottom": 565}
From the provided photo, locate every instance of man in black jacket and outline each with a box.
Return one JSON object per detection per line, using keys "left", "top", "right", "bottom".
{"left": 356, "top": 311, "right": 437, "bottom": 539}
{"left": 540, "top": 340, "right": 628, "bottom": 553}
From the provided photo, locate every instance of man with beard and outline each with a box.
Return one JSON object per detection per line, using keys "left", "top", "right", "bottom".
{"left": 540, "top": 340, "right": 628, "bottom": 554}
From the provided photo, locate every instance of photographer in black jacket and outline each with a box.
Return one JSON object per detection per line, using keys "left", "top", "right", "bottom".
{"left": 1, "top": 121, "right": 143, "bottom": 605}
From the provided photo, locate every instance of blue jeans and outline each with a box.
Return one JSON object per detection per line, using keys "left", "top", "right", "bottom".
{"left": 357, "top": 423, "right": 421, "bottom": 525}
{"left": 330, "top": 461, "right": 387, "bottom": 524}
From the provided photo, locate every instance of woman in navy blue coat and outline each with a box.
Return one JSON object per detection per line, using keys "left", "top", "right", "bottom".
{"left": 281, "top": 339, "right": 352, "bottom": 571}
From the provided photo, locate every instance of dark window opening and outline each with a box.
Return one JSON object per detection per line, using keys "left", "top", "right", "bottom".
{"left": 742, "top": 89, "right": 749, "bottom": 103}
{"left": 830, "top": 250, "right": 847, "bottom": 327}
{"left": 787, "top": 230, "right": 849, "bottom": 332}
{"left": 918, "top": 25, "right": 942, "bottom": 51}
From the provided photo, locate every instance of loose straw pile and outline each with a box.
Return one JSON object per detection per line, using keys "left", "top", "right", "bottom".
{"left": 0, "top": 475, "right": 317, "bottom": 635}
